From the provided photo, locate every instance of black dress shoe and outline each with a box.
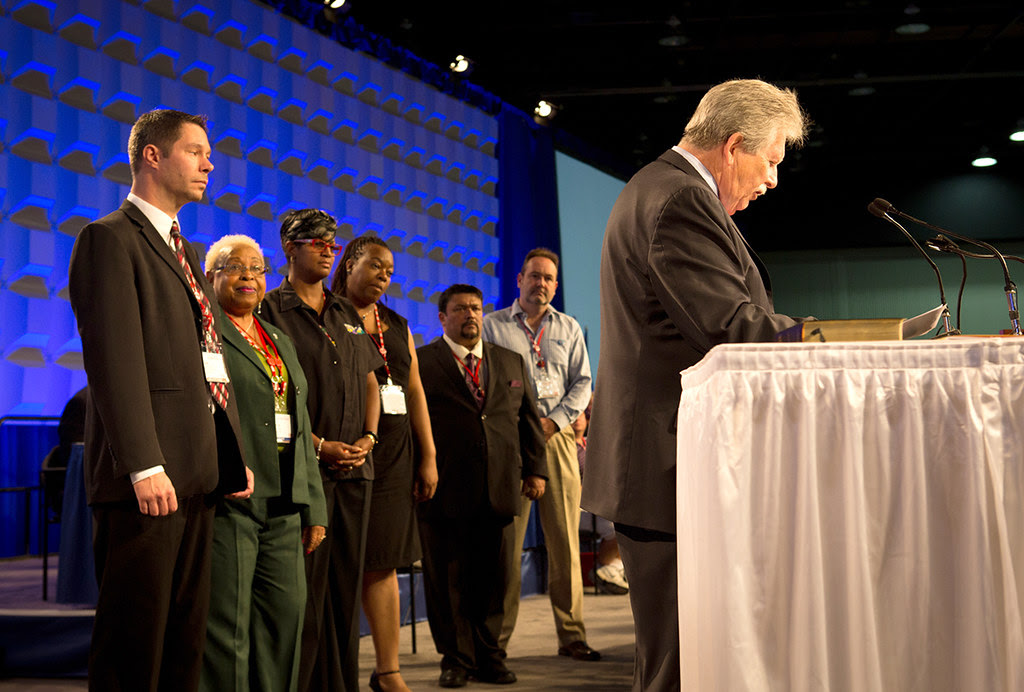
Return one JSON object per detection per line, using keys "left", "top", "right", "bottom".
{"left": 439, "top": 667, "right": 469, "bottom": 688}
{"left": 557, "top": 640, "right": 602, "bottom": 661}
{"left": 473, "top": 664, "right": 517, "bottom": 684}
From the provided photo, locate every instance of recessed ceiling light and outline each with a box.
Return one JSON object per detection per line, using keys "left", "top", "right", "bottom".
{"left": 658, "top": 35, "right": 689, "bottom": 47}
{"left": 1010, "top": 130, "right": 1024, "bottom": 142}
{"left": 895, "top": 22, "right": 930, "bottom": 35}
{"left": 971, "top": 156, "right": 997, "bottom": 168}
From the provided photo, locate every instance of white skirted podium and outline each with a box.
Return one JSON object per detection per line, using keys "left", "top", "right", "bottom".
{"left": 676, "top": 338, "right": 1024, "bottom": 692}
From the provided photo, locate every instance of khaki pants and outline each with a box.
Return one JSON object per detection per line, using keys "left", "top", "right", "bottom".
{"left": 500, "top": 425, "right": 586, "bottom": 648}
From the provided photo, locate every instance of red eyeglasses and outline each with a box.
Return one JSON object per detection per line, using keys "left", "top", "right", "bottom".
{"left": 293, "top": 238, "right": 342, "bottom": 253}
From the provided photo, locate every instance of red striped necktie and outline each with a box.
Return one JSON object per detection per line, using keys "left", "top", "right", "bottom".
{"left": 169, "top": 220, "right": 229, "bottom": 411}
{"left": 462, "top": 352, "right": 485, "bottom": 409}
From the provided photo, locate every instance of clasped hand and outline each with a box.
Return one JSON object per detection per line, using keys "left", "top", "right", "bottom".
{"left": 319, "top": 438, "right": 369, "bottom": 471}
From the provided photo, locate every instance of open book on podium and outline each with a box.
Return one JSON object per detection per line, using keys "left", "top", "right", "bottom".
{"left": 776, "top": 305, "right": 947, "bottom": 343}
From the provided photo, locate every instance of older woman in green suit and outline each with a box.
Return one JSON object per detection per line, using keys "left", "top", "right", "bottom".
{"left": 199, "top": 234, "right": 328, "bottom": 692}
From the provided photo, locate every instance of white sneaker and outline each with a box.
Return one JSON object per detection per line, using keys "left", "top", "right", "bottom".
{"left": 595, "top": 563, "right": 629, "bottom": 594}
{"left": 615, "top": 563, "right": 628, "bottom": 587}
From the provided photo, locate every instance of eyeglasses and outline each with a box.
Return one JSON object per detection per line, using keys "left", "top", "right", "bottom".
{"left": 215, "top": 263, "right": 269, "bottom": 276}
{"left": 293, "top": 238, "right": 342, "bottom": 254}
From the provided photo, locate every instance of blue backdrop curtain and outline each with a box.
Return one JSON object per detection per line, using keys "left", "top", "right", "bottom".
{"left": 496, "top": 105, "right": 563, "bottom": 312}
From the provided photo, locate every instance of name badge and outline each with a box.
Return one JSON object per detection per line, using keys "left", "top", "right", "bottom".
{"left": 380, "top": 382, "right": 407, "bottom": 415}
{"left": 275, "top": 413, "right": 292, "bottom": 443}
{"left": 202, "top": 351, "right": 230, "bottom": 383}
{"left": 536, "top": 372, "right": 559, "bottom": 399}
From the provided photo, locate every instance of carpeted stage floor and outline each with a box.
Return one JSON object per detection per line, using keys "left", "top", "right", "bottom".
{"left": 0, "top": 556, "right": 635, "bottom": 690}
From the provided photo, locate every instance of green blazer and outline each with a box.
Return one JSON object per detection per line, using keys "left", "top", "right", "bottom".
{"left": 219, "top": 309, "right": 327, "bottom": 528}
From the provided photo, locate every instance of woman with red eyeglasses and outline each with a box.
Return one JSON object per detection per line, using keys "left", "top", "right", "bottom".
{"left": 261, "top": 209, "right": 382, "bottom": 692}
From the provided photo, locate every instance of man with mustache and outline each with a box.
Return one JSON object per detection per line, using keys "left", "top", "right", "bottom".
{"left": 416, "top": 284, "right": 548, "bottom": 687}
{"left": 583, "top": 79, "right": 811, "bottom": 691}
{"left": 482, "top": 248, "right": 600, "bottom": 662}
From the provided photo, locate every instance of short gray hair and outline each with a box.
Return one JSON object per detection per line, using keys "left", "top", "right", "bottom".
{"left": 682, "top": 79, "right": 810, "bottom": 153}
{"left": 204, "top": 234, "right": 263, "bottom": 274}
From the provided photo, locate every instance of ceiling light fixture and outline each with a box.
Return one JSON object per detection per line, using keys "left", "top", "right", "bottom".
{"left": 449, "top": 55, "right": 473, "bottom": 75}
{"left": 533, "top": 100, "right": 558, "bottom": 124}
{"left": 1010, "top": 130, "right": 1024, "bottom": 142}
{"left": 320, "top": 0, "right": 349, "bottom": 22}
{"left": 971, "top": 156, "right": 997, "bottom": 168}
{"left": 895, "top": 22, "right": 930, "bottom": 35}
{"left": 658, "top": 35, "right": 689, "bottom": 48}
{"left": 896, "top": 3, "right": 929, "bottom": 33}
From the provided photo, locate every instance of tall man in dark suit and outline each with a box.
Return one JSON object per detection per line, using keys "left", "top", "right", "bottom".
{"left": 68, "top": 109, "right": 252, "bottom": 692}
{"left": 583, "top": 79, "right": 811, "bottom": 691}
{"left": 417, "top": 284, "right": 548, "bottom": 688}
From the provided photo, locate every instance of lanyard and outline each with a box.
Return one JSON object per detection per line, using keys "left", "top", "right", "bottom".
{"left": 455, "top": 352, "right": 483, "bottom": 389}
{"left": 514, "top": 313, "right": 547, "bottom": 368}
{"left": 317, "top": 321, "right": 337, "bottom": 349}
{"left": 368, "top": 303, "right": 392, "bottom": 382}
{"left": 230, "top": 316, "right": 287, "bottom": 399}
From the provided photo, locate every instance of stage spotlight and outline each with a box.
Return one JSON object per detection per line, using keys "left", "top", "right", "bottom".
{"left": 320, "top": 0, "right": 349, "bottom": 23}
{"left": 449, "top": 55, "right": 473, "bottom": 75}
{"left": 534, "top": 100, "right": 558, "bottom": 123}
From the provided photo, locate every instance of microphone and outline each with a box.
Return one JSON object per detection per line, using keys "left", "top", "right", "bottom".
{"left": 873, "top": 198, "right": 1021, "bottom": 335}
{"left": 927, "top": 234, "right": 1024, "bottom": 265}
{"left": 866, "top": 200, "right": 957, "bottom": 337}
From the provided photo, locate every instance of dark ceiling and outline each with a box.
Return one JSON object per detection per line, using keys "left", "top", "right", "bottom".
{"left": 311, "top": 1, "right": 1024, "bottom": 251}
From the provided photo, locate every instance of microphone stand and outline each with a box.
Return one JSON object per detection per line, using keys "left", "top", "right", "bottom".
{"left": 875, "top": 199, "right": 1021, "bottom": 335}
{"left": 867, "top": 201, "right": 958, "bottom": 337}
{"left": 924, "top": 236, "right": 969, "bottom": 332}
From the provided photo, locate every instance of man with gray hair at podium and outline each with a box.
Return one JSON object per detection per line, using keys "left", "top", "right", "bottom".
{"left": 583, "top": 78, "right": 811, "bottom": 691}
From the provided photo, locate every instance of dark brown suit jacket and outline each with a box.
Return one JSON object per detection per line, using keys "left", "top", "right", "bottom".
{"left": 416, "top": 339, "right": 547, "bottom": 520}
{"left": 583, "top": 149, "right": 800, "bottom": 534}
{"left": 69, "top": 201, "right": 247, "bottom": 503}
{"left": 69, "top": 199, "right": 249, "bottom": 690}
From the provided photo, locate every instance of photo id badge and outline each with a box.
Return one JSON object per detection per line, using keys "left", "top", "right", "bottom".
{"left": 275, "top": 413, "right": 293, "bottom": 443}
{"left": 380, "top": 382, "right": 407, "bottom": 415}
{"left": 202, "top": 351, "right": 230, "bottom": 383}
{"left": 536, "top": 372, "right": 559, "bottom": 399}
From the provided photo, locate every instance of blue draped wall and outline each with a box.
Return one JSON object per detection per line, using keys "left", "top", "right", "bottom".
{"left": 497, "top": 105, "right": 563, "bottom": 312}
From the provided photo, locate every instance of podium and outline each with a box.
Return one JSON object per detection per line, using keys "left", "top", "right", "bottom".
{"left": 676, "top": 338, "right": 1024, "bottom": 691}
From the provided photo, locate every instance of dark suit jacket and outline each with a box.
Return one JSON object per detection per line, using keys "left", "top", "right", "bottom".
{"left": 583, "top": 149, "right": 800, "bottom": 534}
{"left": 416, "top": 339, "right": 547, "bottom": 520}
{"left": 68, "top": 200, "right": 248, "bottom": 504}
{"left": 219, "top": 312, "right": 327, "bottom": 527}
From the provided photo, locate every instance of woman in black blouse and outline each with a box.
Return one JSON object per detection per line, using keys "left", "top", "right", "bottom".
{"left": 331, "top": 235, "right": 437, "bottom": 692}
{"left": 261, "top": 211, "right": 382, "bottom": 692}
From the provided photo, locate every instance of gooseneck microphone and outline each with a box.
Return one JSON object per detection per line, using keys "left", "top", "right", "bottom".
{"left": 866, "top": 199, "right": 957, "bottom": 337}
{"left": 927, "top": 235, "right": 1024, "bottom": 266}
{"left": 924, "top": 236, "right": 969, "bottom": 332}
{"left": 872, "top": 198, "right": 1021, "bottom": 335}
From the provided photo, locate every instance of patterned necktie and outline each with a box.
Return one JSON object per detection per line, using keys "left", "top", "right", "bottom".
{"left": 462, "top": 352, "right": 485, "bottom": 410}
{"left": 169, "top": 221, "right": 229, "bottom": 411}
